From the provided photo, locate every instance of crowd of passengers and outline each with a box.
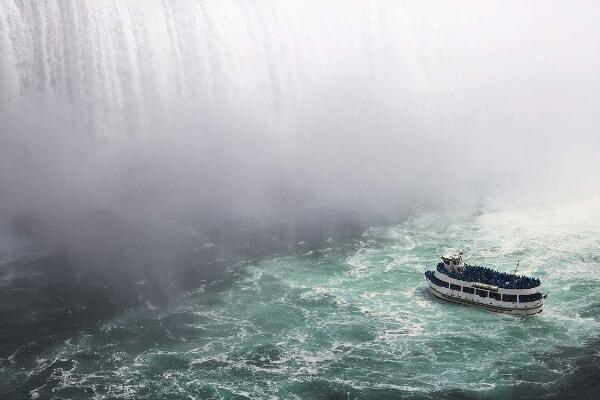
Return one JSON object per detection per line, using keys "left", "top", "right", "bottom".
{"left": 436, "top": 263, "right": 540, "bottom": 289}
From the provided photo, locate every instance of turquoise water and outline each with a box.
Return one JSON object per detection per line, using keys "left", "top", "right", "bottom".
{"left": 4, "top": 200, "right": 600, "bottom": 399}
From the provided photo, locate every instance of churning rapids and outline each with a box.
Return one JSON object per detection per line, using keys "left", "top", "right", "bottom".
{"left": 1, "top": 199, "right": 600, "bottom": 399}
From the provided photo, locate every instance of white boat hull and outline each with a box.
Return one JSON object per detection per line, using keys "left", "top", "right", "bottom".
{"left": 426, "top": 278, "right": 543, "bottom": 315}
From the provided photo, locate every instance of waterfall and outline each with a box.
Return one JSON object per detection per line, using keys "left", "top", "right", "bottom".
{"left": 0, "top": 0, "right": 424, "bottom": 138}
{"left": 1, "top": 0, "right": 598, "bottom": 223}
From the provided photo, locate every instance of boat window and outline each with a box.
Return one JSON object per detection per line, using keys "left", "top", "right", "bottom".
{"left": 431, "top": 275, "right": 449, "bottom": 288}
{"left": 476, "top": 289, "right": 488, "bottom": 298}
{"left": 502, "top": 294, "right": 517, "bottom": 302}
{"left": 462, "top": 287, "right": 474, "bottom": 294}
{"left": 519, "top": 293, "right": 543, "bottom": 302}
{"left": 489, "top": 292, "right": 501, "bottom": 300}
{"left": 450, "top": 284, "right": 461, "bottom": 291}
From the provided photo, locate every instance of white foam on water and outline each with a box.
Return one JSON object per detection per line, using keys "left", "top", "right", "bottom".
{"left": 7, "top": 198, "right": 599, "bottom": 398}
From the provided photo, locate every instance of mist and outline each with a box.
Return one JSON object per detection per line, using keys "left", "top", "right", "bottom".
{"left": 1, "top": 0, "right": 600, "bottom": 299}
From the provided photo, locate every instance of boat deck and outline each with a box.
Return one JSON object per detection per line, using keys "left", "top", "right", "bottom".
{"left": 436, "top": 263, "right": 540, "bottom": 289}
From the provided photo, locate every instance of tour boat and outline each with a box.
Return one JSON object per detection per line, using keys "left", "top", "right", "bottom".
{"left": 425, "top": 252, "right": 546, "bottom": 315}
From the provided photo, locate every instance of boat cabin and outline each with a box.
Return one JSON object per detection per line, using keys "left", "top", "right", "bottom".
{"left": 442, "top": 252, "right": 464, "bottom": 273}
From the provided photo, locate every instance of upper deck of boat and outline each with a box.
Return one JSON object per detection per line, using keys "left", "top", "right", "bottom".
{"left": 436, "top": 262, "right": 541, "bottom": 289}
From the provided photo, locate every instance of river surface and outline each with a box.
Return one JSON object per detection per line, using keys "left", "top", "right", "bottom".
{"left": 2, "top": 199, "right": 600, "bottom": 399}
